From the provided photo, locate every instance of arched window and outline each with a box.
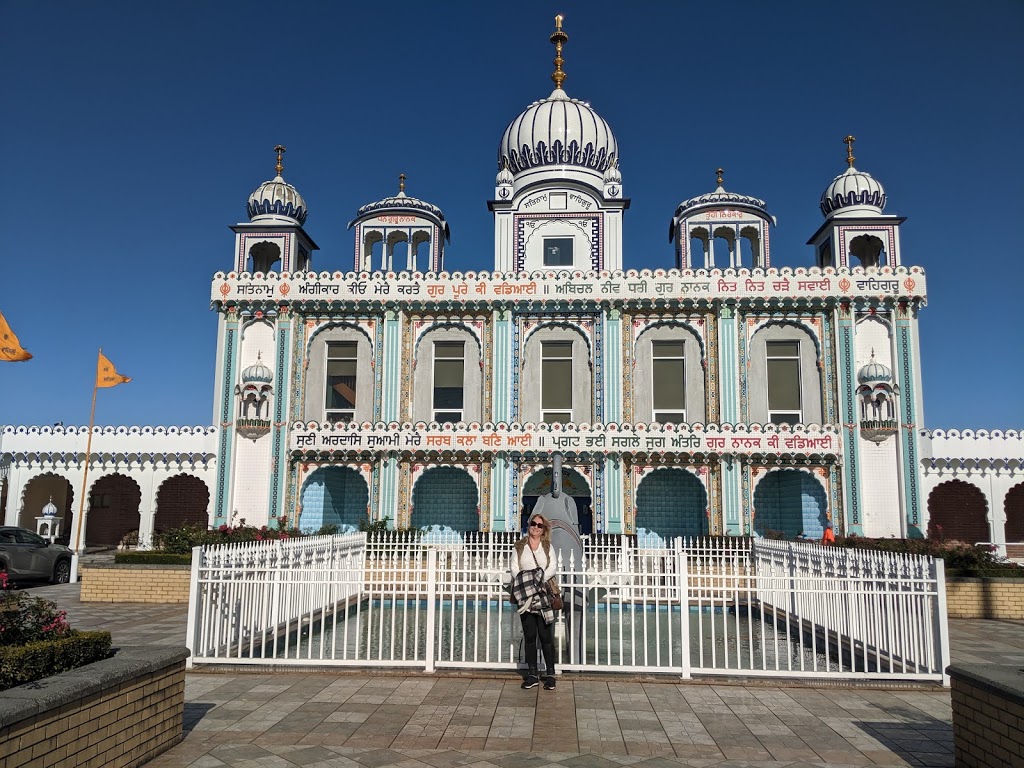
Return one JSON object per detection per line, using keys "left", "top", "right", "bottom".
{"left": 248, "top": 241, "right": 281, "bottom": 273}
{"left": 849, "top": 234, "right": 885, "bottom": 268}
{"left": 748, "top": 324, "right": 823, "bottom": 425}
{"left": 413, "top": 327, "right": 482, "bottom": 424}
{"left": 520, "top": 327, "right": 592, "bottom": 424}
{"left": 633, "top": 324, "right": 705, "bottom": 424}
{"left": 305, "top": 326, "right": 374, "bottom": 424}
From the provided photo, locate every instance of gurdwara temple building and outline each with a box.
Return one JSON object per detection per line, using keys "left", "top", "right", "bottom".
{"left": 2, "top": 19, "right": 1021, "bottom": 555}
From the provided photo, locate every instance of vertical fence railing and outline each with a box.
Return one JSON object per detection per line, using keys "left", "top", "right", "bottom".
{"left": 185, "top": 532, "right": 948, "bottom": 683}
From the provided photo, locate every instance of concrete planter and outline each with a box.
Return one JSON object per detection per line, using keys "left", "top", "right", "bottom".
{"left": 0, "top": 646, "right": 188, "bottom": 768}
{"left": 81, "top": 564, "right": 191, "bottom": 603}
{"left": 945, "top": 576, "right": 1024, "bottom": 620}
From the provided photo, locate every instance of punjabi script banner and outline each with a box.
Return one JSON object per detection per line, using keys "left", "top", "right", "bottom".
{"left": 288, "top": 423, "right": 841, "bottom": 456}
{"left": 214, "top": 268, "right": 925, "bottom": 305}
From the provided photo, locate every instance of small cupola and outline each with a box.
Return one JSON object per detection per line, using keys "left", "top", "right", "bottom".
{"left": 349, "top": 174, "right": 450, "bottom": 273}
{"left": 819, "top": 135, "right": 886, "bottom": 219}
{"left": 241, "top": 352, "right": 274, "bottom": 385}
{"left": 670, "top": 168, "right": 774, "bottom": 269}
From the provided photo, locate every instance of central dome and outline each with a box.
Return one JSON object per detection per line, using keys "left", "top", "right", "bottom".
{"left": 498, "top": 88, "right": 617, "bottom": 176}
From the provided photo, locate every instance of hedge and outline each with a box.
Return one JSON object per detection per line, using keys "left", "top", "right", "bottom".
{"left": 114, "top": 552, "right": 193, "bottom": 565}
{"left": 0, "top": 630, "right": 113, "bottom": 690}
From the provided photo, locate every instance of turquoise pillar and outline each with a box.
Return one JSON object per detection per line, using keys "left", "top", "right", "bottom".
{"left": 836, "top": 306, "right": 864, "bottom": 535}
{"left": 491, "top": 454, "right": 511, "bottom": 532}
{"left": 603, "top": 457, "right": 623, "bottom": 533}
{"left": 378, "top": 454, "right": 399, "bottom": 526}
{"left": 267, "top": 314, "right": 292, "bottom": 524}
{"left": 492, "top": 309, "right": 513, "bottom": 423}
{"left": 721, "top": 460, "right": 743, "bottom": 535}
{"left": 213, "top": 312, "right": 240, "bottom": 524}
{"left": 895, "top": 306, "right": 924, "bottom": 538}
{"left": 718, "top": 304, "right": 739, "bottom": 424}
{"left": 604, "top": 308, "right": 622, "bottom": 424}
{"left": 380, "top": 310, "right": 401, "bottom": 423}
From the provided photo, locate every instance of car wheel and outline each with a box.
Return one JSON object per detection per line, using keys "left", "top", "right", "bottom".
{"left": 52, "top": 559, "right": 71, "bottom": 584}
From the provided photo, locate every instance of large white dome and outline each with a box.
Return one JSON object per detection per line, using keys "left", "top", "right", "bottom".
{"left": 498, "top": 88, "right": 617, "bottom": 178}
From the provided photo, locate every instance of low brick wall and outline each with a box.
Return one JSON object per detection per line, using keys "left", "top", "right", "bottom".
{"left": 945, "top": 577, "right": 1024, "bottom": 619}
{"left": 948, "top": 664, "right": 1024, "bottom": 767}
{"left": 81, "top": 564, "right": 191, "bottom": 603}
{"left": 0, "top": 646, "right": 188, "bottom": 768}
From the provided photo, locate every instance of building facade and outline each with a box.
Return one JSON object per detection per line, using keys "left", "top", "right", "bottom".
{"left": 2, "top": 19, "right": 1021, "bottom": 553}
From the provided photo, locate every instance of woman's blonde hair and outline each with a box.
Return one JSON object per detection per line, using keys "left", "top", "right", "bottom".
{"left": 527, "top": 513, "right": 552, "bottom": 546}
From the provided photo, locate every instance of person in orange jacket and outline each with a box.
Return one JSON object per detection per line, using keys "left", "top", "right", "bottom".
{"left": 822, "top": 520, "right": 835, "bottom": 544}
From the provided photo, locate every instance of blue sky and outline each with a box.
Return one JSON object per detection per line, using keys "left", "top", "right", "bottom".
{"left": 1, "top": 1, "right": 1021, "bottom": 430}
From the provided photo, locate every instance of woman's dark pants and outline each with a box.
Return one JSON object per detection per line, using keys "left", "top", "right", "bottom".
{"left": 520, "top": 612, "right": 555, "bottom": 676}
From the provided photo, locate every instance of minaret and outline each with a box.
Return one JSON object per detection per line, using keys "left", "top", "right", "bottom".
{"left": 490, "top": 15, "right": 628, "bottom": 272}
{"left": 807, "top": 136, "right": 905, "bottom": 269}
{"left": 233, "top": 145, "right": 319, "bottom": 273}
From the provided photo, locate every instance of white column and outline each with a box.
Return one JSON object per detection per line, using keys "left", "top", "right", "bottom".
{"left": 4, "top": 465, "right": 25, "bottom": 526}
{"left": 137, "top": 469, "right": 159, "bottom": 549}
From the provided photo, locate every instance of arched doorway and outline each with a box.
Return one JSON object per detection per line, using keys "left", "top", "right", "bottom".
{"left": 85, "top": 474, "right": 142, "bottom": 547}
{"left": 300, "top": 466, "right": 369, "bottom": 533}
{"left": 19, "top": 473, "right": 75, "bottom": 540}
{"left": 411, "top": 466, "right": 478, "bottom": 532}
{"left": 154, "top": 475, "right": 210, "bottom": 532}
{"left": 1005, "top": 482, "right": 1024, "bottom": 542}
{"left": 636, "top": 468, "right": 708, "bottom": 540}
{"left": 753, "top": 469, "right": 828, "bottom": 539}
{"left": 927, "top": 479, "right": 989, "bottom": 542}
{"left": 521, "top": 465, "right": 593, "bottom": 534}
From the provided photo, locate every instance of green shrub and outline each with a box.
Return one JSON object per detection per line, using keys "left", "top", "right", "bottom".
{"left": 0, "top": 631, "right": 113, "bottom": 690}
{"left": 114, "top": 552, "right": 193, "bottom": 565}
{"left": 834, "top": 536, "right": 1024, "bottom": 577}
{"left": 0, "top": 590, "right": 71, "bottom": 646}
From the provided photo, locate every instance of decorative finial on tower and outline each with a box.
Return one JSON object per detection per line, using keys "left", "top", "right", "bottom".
{"left": 274, "top": 144, "right": 286, "bottom": 176}
{"left": 844, "top": 135, "right": 856, "bottom": 168}
{"left": 550, "top": 14, "right": 568, "bottom": 90}
{"left": 716, "top": 167, "right": 724, "bottom": 186}
{"left": 399, "top": 173, "right": 406, "bottom": 194}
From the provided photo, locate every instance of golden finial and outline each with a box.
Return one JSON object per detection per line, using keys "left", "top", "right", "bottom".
{"left": 274, "top": 144, "right": 286, "bottom": 176}
{"left": 716, "top": 167, "right": 724, "bottom": 186}
{"left": 844, "top": 135, "right": 856, "bottom": 168}
{"left": 550, "top": 14, "right": 568, "bottom": 90}
{"left": 398, "top": 173, "right": 406, "bottom": 194}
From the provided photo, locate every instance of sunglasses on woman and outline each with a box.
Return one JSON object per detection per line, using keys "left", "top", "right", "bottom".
{"left": 529, "top": 521, "right": 545, "bottom": 528}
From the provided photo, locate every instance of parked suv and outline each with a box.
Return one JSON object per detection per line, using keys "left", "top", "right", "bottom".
{"left": 0, "top": 527, "right": 73, "bottom": 584}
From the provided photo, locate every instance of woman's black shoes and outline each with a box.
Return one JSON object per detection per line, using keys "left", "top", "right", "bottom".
{"left": 544, "top": 677, "right": 556, "bottom": 690}
{"left": 521, "top": 675, "right": 539, "bottom": 689}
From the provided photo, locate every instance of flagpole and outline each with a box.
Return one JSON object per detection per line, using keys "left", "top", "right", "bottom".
{"left": 70, "top": 349, "right": 101, "bottom": 584}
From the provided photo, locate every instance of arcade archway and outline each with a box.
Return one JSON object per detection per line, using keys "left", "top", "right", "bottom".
{"left": 300, "top": 466, "right": 369, "bottom": 532}
{"left": 753, "top": 469, "right": 828, "bottom": 539}
{"left": 635, "top": 468, "right": 708, "bottom": 539}
{"left": 85, "top": 474, "right": 142, "bottom": 547}
{"left": 411, "top": 466, "right": 478, "bottom": 531}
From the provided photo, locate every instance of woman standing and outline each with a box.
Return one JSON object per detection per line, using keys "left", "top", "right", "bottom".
{"left": 508, "top": 512, "right": 558, "bottom": 690}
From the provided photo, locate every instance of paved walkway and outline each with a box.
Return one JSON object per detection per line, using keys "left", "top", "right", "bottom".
{"left": 24, "top": 583, "right": 1024, "bottom": 768}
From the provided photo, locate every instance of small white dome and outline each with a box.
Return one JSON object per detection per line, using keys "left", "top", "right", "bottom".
{"left": 498, "top": 88, "right": 618, "bottom": 179}
{"left": 42, "top": 496, "right": 58, "bottom": 516}
{"left": 674, "top": 183, "right": 769, "bottom": 219}
{"left": 351, "top": 183, "right": 451, "bottom": 243}
{"left": 820, "top": 166, "right": 886, "bottom": 218}
{"left": 496, "top": 162, "right": 514, "bottom": 186}
{"left": 603, "top": 158, "right": 621, "bottom": 184}
{"left": 857, "top": 353, "right": 893, "bottom": 385}
{"left": 242, "top": 353, "right": 273, "bottom": 385}
{"left": 247, "top": 175, "right": 308, "bottom": 225}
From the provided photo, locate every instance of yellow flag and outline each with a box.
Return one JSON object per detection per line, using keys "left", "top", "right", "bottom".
{"left": 96, "top": 351, "right": 131, "bottom": 388}
{"left": 0, "top": 311, "right": 32, "bottom": 362}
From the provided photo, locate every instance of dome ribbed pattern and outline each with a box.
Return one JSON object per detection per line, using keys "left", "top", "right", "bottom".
{"left": 820, "top": 167, "right": 886, "bottom": 217}
{"left": 241, "top": 357, "right": 273, "bottom": 385}
{"left": 498, "top": 89, "right": 617, "bottom": 175}
{"left": 355, "top": 191, "right": 446, "bottom": 223}
{"left": 247, "top": 176, "right": 308, "bottom": 225}
{"left": 674, "top": 185, "right": 769, "bottom": 218}
{"left": 857, "top": 358, "right": 893, "bottom": 385}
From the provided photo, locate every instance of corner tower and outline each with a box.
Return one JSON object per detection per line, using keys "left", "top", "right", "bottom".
{"left": 489, "top": 15, "right": 628, "bottom": 272}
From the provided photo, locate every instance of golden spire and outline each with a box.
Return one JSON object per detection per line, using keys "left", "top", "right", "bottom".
{"left": 844, "top": 135, "right": 856, "bottom": 168}
{"left": 274, "top": 144, "right": 286, "bottom": 176}
{"left": 550, "top": 14, "right": 568, "bottom": 90}
{"left": 399, "top": 173, "right": 406, "bottom": 194}
{"left": 716, "top": 167, "right": 724, "bottom": 187}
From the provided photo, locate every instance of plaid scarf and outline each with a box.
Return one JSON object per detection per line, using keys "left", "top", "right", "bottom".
{"left": 509, "top": 565, "right": 555, "bottom": 625}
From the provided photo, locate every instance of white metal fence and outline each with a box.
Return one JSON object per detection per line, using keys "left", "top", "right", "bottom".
{"left": 186, "top": 532, "right": 949, "bottom": 684}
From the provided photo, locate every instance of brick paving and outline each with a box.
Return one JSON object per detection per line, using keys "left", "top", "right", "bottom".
{"left": 23, "top": 582, "right": 1024, "bottom": 768}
